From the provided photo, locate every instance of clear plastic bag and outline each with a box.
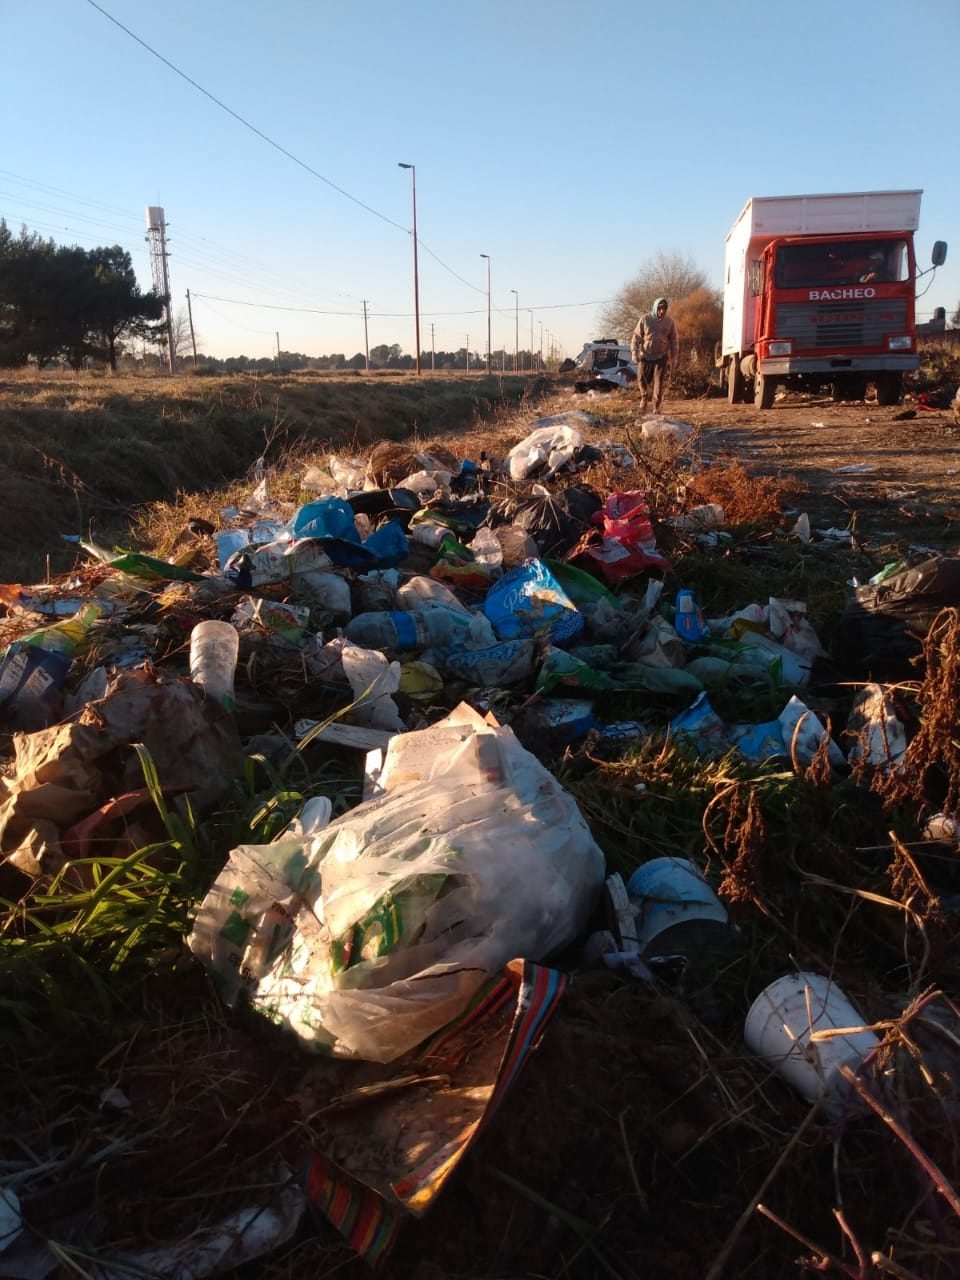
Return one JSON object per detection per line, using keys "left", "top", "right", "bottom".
{"left": 191, "top": 705, "right": 604, "bottom": 1063}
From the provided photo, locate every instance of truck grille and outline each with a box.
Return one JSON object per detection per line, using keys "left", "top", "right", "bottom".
{"left": 774, "top": 299, "right": 908, "bottom": 350}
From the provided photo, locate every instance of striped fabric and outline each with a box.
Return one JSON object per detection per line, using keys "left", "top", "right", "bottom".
{"left": 303, "top": 959, "right": 567, "bottom": 1266}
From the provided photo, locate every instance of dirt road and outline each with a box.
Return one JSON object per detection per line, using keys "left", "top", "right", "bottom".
{"left": 678, "top": 392, "right": 960, "bottom": 542}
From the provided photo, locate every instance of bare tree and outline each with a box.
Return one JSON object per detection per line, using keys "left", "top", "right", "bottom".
{"left": 170, "top": 306, "right": 194, "bottom": 360}
{"left": 600, "top": 251, "right": 718, "bottom": 341}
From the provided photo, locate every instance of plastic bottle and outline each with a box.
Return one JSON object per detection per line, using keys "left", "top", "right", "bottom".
{"left": 674, "top": 588, "right": 709, "bottom": 642}
{"left": 345, "top": 609, "right": 454, "bottom": 652}
{"left": 189, "top": 620, "right": 239, "bottom": 711}
{"left": 410, "top": 522, "right": 450, "bottom": 549}
{"left": 396, "top": 576, "right": 472, "bottom": 615}
{"left": 0, "top": 602, "right": 105, "bottom": 729}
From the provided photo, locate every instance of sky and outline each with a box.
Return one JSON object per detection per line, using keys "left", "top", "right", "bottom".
{"left": 2, "top": 0, "right": 958, "bottom": 364}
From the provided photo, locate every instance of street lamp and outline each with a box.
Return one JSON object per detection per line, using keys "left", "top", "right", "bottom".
{"left": 510, "top": 289, "right": 519, "bottom": 374}
{"left": 538, "top": 320, "right": 543, "bottom": 370}
{"left": 397, "top": 163, "right": 421, "bottom": 376}
{"left": 527, "top": 310, "right": 534, "bottom": 373}
{"left": 480, "top": 253, "right": 491, "bottom": 375}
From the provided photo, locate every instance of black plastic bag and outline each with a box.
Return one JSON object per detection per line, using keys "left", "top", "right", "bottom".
{"left": 832, "top": 556, "right": 960, "bottom": 682}
{"left": 486, "top": 484, "right": 602, "bottom": 558}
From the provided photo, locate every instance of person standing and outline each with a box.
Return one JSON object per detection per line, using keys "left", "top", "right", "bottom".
{"left": 630, "top": 297, "right": 680, "bottom": 413}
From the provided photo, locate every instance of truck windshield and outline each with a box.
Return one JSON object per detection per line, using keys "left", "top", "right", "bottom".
{"left": 774, "top": 239, "right": 909, "bottom": 288}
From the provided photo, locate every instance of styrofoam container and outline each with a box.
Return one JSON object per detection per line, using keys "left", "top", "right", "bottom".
{"left": 626, "top": 857, "right": 728, "bottom": 951}
{"left": 744, "top": 972, "right": 879, "bottom": 1108}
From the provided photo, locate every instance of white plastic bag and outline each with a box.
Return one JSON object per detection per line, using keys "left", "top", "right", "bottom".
{"left": 639, "top": 416, "right": 694, "bottom": 444}
{"left": 196, "top": 705, "right": 605, "bottom": 1063}
{"left": 328, "top": 455, "right": 367, "bottom": 491}
{"left": 506, "top": 424, "right": 583, "bottom": 482}
{"left": 779, "top": 695, "right": 845, "bottom": 767}
{"left": 339, "top": 639, "right": 405, "bottom": 731}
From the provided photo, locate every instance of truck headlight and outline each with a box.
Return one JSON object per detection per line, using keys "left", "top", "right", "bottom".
{"left": 888, "top": 336, "right": 912, "bottom": 350}
{"left": 767, "top": 341, "right": 792, "bottom": 356}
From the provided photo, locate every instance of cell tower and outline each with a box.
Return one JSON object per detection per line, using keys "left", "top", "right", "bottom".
{"left": 145, "top": 206, "right": 176, "bottom": 373}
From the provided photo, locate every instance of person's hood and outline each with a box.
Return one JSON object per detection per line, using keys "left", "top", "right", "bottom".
{"left": 652, "top": 297, "right": 668, "bottom": 314}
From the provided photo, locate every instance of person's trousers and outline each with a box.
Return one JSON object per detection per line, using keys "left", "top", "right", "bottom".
{"left": 640, "top": 357, "right": 667, "bottom": 411}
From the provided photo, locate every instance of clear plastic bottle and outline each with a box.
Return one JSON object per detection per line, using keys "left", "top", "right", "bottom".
{"left": 345, "top": 609, "right": 454, "bottom": 652}
{"left": 396, "top": 576, "right": 471, "bottom": 615}
{"left": 189, "top": 620, "right": 239, "bottom": 710}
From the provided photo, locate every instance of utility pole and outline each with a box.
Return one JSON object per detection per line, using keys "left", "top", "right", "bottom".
{"left": 431, "top": 322, "right": 435, "bottom": 373}
{"left": 480, "top": 254, "right": 491, "bottom": 375}
{"left": 145, "top": 206, "right": 175, "bottom": 373}
{"left": 511, "top": 289, "right": 519, "bottom": 373}
{"left": 362, "top": 300, "right": 370, "bottom": 372}
{"left": 466, "top": 334, "right": 469, "bottom": 374}
{"left": 275, "top": 332, "right": 280, "bottom": 373}
{"left": 397, "top": 163, "right": 422, "bottom": 376}
{"left": 185, "top": 289, "right": 198, "bottom": 366}
{"left": 528, "top": 310, "right": 534, "bottom": 373}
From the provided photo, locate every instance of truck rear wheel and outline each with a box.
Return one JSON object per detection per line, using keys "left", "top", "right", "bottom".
{"left": 754, "top": 370, "right": 777, "bottom": 410}
{"left": 875, "top": 372, "right": 903, "bottom": 407}
{"left": 727, "top": 357, "right": 745, "bottom": 405}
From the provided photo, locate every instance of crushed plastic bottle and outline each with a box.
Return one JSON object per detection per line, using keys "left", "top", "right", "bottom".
{"left": 345, "top": 609, "right": 455, "bottom": 653}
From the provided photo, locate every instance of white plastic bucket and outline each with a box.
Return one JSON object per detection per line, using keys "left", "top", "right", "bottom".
{"left": 626, "top": 858, "right": 728, "bottom": 951}
{"left": 744, "top": 972, "right": 879, "bottom": 1108}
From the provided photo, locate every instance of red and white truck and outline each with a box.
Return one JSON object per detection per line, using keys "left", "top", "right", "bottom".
{"left": 719, "top": 190, "right": 947, "bottom": 409}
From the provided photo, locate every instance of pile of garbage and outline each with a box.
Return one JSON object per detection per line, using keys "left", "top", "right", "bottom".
{"left": 4, "top": 405, "right": 960, "bottom": 1276}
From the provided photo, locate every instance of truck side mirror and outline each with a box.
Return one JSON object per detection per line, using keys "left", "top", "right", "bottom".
{"left": 748, "top": 261, "right": 762, "bottom": 295}
{"left": 932, "top": 241, "right": 948, "bottom": 268}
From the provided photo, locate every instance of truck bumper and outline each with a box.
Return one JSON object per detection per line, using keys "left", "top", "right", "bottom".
{"left": 761, "top": 355, "right": 919, "bottom": 376}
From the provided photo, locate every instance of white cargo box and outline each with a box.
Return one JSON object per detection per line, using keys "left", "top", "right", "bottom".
{"left": 733, "top": 190, "right": 921, "bottom": 240}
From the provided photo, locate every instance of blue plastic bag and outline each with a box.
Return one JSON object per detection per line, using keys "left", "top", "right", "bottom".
{"left": 362, "top": 520, "right": 409, "bottom": 569}
{"left": 483, "top": 559, "right": 583, "bottom": 643}
{"left": 289, "top": 498, "right": 360, "bottom": 543}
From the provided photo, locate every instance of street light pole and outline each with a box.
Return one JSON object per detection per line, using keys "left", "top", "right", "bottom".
{"left": 527, "top": 310, "right": 533, "bottom": 373}
{"left": 538, "top": 321, "right": 543, "bottom": 370}
{"left": 397, "top": 163, "right": 421, "bottom": 376}
{"left": 510, "top": 289, "right": 519, "bottom": 374}
{"left": 480, "top": 253, "right": 491, "bottom": 375}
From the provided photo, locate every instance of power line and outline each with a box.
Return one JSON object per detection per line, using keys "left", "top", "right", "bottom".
{"left": 85, "top": 0, "right": 403, "bottom": 234}
{"left": 0, "top": 169, "right": 365, "bottom": 309}
{"left": 84, "top": 0, "right": 487, "bottom": 296}
{"left": 191, "top": 291, "right": 617, "bottom": 318}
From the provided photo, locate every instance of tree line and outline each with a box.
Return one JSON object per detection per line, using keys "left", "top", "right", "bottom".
{"left": 150, "top": 343, "right": 547, "bottom": 376}
{"left": 1, "top": 219, "right": 725, "bottom": 374}
{"left": 0, "top": 220, "right": 165, "bottom": 370}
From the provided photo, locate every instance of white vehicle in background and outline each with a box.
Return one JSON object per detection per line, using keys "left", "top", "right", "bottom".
{"left": 571, "top": 339, "right": 637, "bottom": 389}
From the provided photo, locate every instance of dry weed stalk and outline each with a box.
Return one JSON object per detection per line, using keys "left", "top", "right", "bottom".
{"left": 704, "top": 781, "right": 769, "bottom": 909}
{"left": 871, "top": 608, "right": 960, "bottom": 813}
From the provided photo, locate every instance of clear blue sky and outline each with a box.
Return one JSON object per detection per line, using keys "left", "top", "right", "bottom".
{"left": 3, "top": 0, "right": 958, "bottom": 363}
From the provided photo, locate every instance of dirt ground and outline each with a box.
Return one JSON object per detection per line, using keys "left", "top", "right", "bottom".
{"left": 676, "top": 392, "right": 960, "bottom": 545}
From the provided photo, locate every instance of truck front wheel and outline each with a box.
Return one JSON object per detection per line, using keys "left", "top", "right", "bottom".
{"left": 727, "top": 357, "right": 745, "bottom": 405}
{"left": 875, "top": 372, "right": 903, "bottom": 407}
{"left": 754, "top": 370, "right": 777, "bottom": 410}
